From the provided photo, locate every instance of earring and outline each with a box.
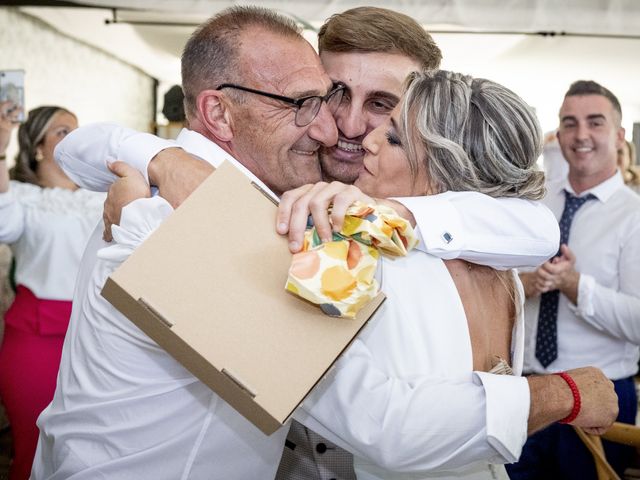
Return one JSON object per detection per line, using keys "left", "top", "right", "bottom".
{"left": 35, "top": 150, "right": 44, "bottom": 162}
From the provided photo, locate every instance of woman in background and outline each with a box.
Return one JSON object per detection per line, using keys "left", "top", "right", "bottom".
{"left": 0, "top": 104, "right": 103, "bottom": 479}
{"left": 618, "top": 139, "right": 640, "bottom": 194}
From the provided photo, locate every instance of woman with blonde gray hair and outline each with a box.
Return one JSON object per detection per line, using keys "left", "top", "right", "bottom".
{"left": 394, "top": 70, "right": 545, "bottom": 200}
{"left": 284, "top": 70, "right": 592, "bottom": 480}
{"left": 0, "top": 105, "right": 103, "bottom": 479}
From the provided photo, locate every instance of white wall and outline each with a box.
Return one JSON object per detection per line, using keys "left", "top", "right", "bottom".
{"left": 0, "top": 7, "right": 156, "bottom": 165}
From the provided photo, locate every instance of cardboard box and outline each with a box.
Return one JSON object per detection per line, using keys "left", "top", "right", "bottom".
{"left": 102, "top": 161, "right": 385, "bottom": 435}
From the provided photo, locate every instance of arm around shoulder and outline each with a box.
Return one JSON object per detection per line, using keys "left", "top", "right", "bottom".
{"left": 55, "top": 123, "right": 179, "bottom": 192}
{"left": 394, "top": 192, "right": 559, "bottom": 269}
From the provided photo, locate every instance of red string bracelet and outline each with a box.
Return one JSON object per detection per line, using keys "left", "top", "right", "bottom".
{"left": 554, "top": 372, "right": 581, "bottom": 424}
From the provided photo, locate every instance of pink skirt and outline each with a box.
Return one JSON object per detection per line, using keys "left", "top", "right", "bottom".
{"left": 0, "top": 286, "right": 72, "bottom": 480}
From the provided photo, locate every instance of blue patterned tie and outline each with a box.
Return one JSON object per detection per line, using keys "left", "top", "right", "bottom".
{"left": 535, "top": 190, "right": 596, "bottom": 367}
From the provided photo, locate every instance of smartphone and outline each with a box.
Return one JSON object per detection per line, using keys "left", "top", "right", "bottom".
{"left": 0, "top": 70, "right": 25, "bottom": 122}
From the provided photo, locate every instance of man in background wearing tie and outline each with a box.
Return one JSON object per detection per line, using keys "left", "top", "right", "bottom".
{"left": 510, "top": 81, "right": 640, "bottom": 479}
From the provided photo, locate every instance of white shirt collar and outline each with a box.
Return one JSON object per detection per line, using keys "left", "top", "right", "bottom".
{"left": 555, "top": 170, "right": 624, "bottom": 203}
{"left": 175, "top": 128, "right": 279, "bottom": 203}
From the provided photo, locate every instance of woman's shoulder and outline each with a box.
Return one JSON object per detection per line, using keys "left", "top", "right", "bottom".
{"left": 380, "top": 251, "right": 453, "bottom": 298}
{"left": 381, "top": 249, "right": 446, "bottom": 273}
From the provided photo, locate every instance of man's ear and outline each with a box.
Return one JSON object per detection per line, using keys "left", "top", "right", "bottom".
{"left": 616, "top": 126, "right": 626, "bottom": 150}
{"left": 196, "top": 90, "right": 234, "bottom": 142}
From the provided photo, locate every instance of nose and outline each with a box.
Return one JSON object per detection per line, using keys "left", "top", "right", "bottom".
{"left": 307, "top": 101, "right": 339, "bottom": 147}
{"left": 362, "top": 124, "right": 384, "bottom": 155}
{"left": 335, "top": 102, "right": 368, "bottom": 140}
{"left": 575, "top": 121, "right": 589, "bottom": 141}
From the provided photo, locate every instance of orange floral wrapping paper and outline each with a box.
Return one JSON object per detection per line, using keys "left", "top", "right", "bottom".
{"left": 285, "top": 201, "right": 418, "bottom": 318}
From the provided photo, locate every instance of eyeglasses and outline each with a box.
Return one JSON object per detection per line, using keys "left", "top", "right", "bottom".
{"left": 216, "top": 82, "right": 345, "bottom": 127}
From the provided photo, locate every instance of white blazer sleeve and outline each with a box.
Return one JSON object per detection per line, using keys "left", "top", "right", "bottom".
{"left": 55, "top": 123, "right": 178, "bottom": 192}
{"left": 296, "top": 341, "right": 530, "bottom": 472}
{"left": 396, "top": 192, "right": 560, "bottom": 270}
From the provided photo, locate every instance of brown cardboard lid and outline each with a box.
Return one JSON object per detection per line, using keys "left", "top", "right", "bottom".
{"left": 104, "top": 161, "right": 383, "bottom": 431}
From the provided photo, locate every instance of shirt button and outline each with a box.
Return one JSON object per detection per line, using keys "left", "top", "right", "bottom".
{"left": 315, "top": 442, "right": 327, "bottom": 454}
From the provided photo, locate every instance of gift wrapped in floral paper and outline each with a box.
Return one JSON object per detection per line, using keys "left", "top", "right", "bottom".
{"left": 285, "top": 201, "right": 417, "bottom": 318}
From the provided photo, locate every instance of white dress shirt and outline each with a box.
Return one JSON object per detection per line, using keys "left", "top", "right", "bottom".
{"left": 33, "top": 124, "right": 551, "bottom": 479}
{"left": 297, "top": 252, "right": 528, "bottom": 480}
{"left": 0, "top": 181, "right": 104, "bottom": 300}
{"left": 523, "top": 172, "right": 640, "bottom": 379}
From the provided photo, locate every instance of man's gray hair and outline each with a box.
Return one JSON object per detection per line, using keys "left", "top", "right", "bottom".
{"left": 400, "top": 70, "right": 545, "bottom": 200}
{"left": 181, "top": 6, "right": 302, "bottom": 118}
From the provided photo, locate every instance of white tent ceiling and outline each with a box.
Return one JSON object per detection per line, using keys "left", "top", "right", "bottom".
{"left": 14, "top": 0, "right": 640, "bottom": 134}
{"left": 52, "top": 0, "right": 640, "bottom": 34}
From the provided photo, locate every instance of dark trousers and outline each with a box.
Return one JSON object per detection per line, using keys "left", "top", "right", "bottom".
{"left": 506, "top": 376, "right": 637, "bottom": 480}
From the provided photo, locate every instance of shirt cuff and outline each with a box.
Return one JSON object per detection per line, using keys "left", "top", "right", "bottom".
{"left": 572, "top": 273, "right": 596, "bottom": 318}
{"left": 98, "top": 196, "right": 174, "bottom": 263}
{"left": 473, "top": 372, "right": 529, "bottom": 463}
{"left": 393, "top": 196, "right": 463, "bottom": 259}
{"left": 118, "top": 133, "right": 179, "bottom": 185}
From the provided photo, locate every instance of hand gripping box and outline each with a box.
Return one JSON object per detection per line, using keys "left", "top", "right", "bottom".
{"left": 101, "top": 161, "right": 385, "bottom": 434}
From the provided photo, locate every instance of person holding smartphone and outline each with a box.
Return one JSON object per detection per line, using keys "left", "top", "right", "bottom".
{"left": 0, "top": 101, "right": 20, "bottom": 330}
{"left": 0, "top": 101, "right": 21, "bottom": 160}
{"left": 0, "top": 105, "right": 104, "bottom": 480}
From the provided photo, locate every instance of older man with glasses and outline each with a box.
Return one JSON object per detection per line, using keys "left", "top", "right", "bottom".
{"left": 32, "top": 7, "right": 343, "bottom": 480}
